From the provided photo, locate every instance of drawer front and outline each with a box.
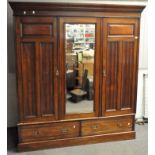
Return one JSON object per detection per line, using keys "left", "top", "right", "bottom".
{"left": 81, "top": 116, "right": 133, "bottom": 136}
{"left": 19, "top": 122, "right": 80, "bottom": 142}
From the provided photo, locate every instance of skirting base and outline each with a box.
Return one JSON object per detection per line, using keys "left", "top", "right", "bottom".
{"left": 18, "top": 131, "right": 135, "bottom": 152}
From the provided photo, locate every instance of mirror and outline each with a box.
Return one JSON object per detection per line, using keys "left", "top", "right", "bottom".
{"left": 65, "top": 24, "right": 95, "bottom": 114}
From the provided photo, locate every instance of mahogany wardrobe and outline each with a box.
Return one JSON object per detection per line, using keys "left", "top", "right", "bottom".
{"left": 9, "top": 2, "right": 145, "bottom": 151}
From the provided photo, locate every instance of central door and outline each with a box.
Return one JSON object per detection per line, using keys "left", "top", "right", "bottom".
{"left": 59, "top": 17, "right": 101, "bottom": 119}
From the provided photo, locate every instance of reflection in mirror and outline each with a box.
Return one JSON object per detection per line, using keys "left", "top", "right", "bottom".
{"left": 65, "top": 24, "right": 95, "bottom": 114}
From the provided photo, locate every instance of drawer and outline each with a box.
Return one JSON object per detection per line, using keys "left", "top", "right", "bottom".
{"left": 19, "top": 121, "right": 80, "bottom": 142}
{"left": 81, "top": 116, "right": 133, "bottom": 136}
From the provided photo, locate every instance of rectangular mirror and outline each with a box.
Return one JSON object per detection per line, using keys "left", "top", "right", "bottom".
{"left": 65, "top": 24, "right": 95, "bottom": 114}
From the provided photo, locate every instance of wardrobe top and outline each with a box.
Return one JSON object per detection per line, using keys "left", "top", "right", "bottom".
{"left": 9, "top": 2, "right": 145, "bottom": 13}
{"left": 9, "top": 2, "right": 145, "bottom": 18}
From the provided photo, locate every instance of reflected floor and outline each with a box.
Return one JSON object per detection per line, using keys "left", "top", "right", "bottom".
{"left": 66, "top": 100, "right": 93, "bottom": 114}
{"left": 66, "top": 94, "right": 93, "bottom": 113}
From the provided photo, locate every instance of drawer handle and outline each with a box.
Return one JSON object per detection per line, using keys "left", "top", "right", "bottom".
{"left": 32, "top": 130, "right": 40, "bottom": 137}
{"left": 62, "top": 128, "right": 68, "bottom": 134}
{"left": 92, "top": 125, "right": 98, "bottom": 130}
{"left": 117, "top": 123, "right": 123, "bottom": 127}
{"left": 117, "top": 122, "right": 131, "bottom": 128}
{"left": 23, "top": 11, "right": 27, "bottom": 15}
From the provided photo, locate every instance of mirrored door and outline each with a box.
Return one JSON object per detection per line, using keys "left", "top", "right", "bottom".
{"left": 59, "top": 18, "right": 101, "bottom": 119}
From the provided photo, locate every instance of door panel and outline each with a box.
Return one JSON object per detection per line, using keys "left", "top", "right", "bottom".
{"left": 121, "top": 41, "right": 135, "bottom": 109}
{"left": 17, "top": 17, "right": 58, "bottom": 122}
{"left": 20, "top": 17, "right": 54, "bottom": 38}
{"left": 102, "top": 18, "right": 139, "bottom": 116}
{"left": 40, "top": 43, "right": 55, "bottom": 116}
{"left": 22, "top": 24, "right": 53, "bottom": 37}
{"left": 21, "top": 42, "right": 37, "bottom": 118}
{"left": 108, "top": 24, "right": 134, "bottom": 36}
{"left": 105, "top": 41, "right": 119, "bottom": 112}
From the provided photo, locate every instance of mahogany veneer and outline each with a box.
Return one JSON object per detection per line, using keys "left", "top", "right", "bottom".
{"left": 9, "top": 2, "right": 145, "bottom": 152}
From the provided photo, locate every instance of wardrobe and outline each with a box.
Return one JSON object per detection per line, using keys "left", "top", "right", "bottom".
{"left": 9, "top": 2, "right": 145, "bottom": 151}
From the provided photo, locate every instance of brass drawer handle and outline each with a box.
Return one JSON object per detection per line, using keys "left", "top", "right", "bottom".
{"left": 32, "top": 129, "right": 40, "bottom": 137}
{"left": 61, "top": 128, "right": 68, "bottom": 134}
{"left": 92, "top": 125, "right": 98, "bottom": 130}
{"left": 117, "top": 123, "right": 123, "bottom": 127}
{"left": 117, "top": 122, "right": 131, "bottom": 128}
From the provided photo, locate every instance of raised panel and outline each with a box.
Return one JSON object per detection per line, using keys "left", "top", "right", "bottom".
{"left": 105, "top": 18, "right": 138, "bottom": 38}
{"left": 108, "top": 24, "right": 134, "bottom": 36}
{"left": 105, "top": 41, "right": 135, "bottom": 112}
{"left": 20, "top": 17, "right": 56, "bottom": 38}
{"left": 120, "top": 41, "right": 134, "bottom": 109}
{"left": 21, "top": 17, "right": 55, "bottom": 23}
{"left": 103, "top": 41, "right": 136, "bottom": 115}
{"left": 21, "top": 42, "right": 37, "bottom": 118}
{"left": 105, "top": 41, "right": 119, "bottom": 111}
{"left": 40, "top": 43, "right": 55, "bottom": 116}
{"left": 22, "top": 24, "right": 52, "bottom": 36}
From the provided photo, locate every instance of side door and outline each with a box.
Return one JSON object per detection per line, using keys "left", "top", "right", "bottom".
{"left": 101, "top": 18, "right": 139, "bottom": 116}
{"left": 16, "top": 17, "right": 58, "bottom": 122}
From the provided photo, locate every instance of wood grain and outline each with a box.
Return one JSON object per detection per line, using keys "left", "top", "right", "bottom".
{"left": 101, "top": 18, "right": 139, "bottom": 116}
{"left": 10, "top": 2, "right": 143, "bottom": 151}
{"left": 18, "top": 131, "right": 136, "bottom": 151}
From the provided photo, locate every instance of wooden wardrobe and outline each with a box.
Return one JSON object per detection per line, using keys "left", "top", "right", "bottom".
{"left": 9, "top": 2, "right": 145, "bottom": 151}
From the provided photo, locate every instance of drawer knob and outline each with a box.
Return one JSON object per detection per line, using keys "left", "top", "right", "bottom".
{"left": 92, "top": 125, "right": 98, "bottom": 130}
{"left": 23, "top": 11, "right": 27, "bottom": 15}
{"left": 135, "top": 36, "right": 138, "bottom": 39}
{"left": 32, "top": 10, "right": 36, "bottom": 14}
{"left": 62, "top": 128, "right": 68, "bottom": 134}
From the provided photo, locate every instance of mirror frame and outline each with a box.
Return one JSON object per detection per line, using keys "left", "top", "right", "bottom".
{"left": 59, "top": 17, "right": 101, "bottom": 120}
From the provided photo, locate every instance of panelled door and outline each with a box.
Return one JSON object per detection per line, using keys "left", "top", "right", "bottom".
{"left": 16, "top": 17, "right": 58, "bottom": 122}
{"left": 101, "top": 18, "right": 139, "bottom": 116}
